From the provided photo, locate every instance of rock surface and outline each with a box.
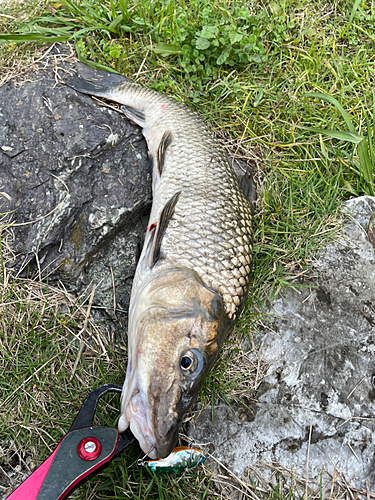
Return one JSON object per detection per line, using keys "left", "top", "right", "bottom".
{"left": 190, "top": 196, "right": 375, "bottom": 494}
{"left": 0, "top": 49, "right": 152, "bottom": 331}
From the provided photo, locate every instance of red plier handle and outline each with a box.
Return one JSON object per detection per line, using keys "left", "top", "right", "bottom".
{"left": 7, "top": 384, "right": 133, "bottom": 500}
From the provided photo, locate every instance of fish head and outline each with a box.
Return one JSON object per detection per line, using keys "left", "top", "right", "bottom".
{"left": 119, "top": 269, "right": 231, "bottom": 459}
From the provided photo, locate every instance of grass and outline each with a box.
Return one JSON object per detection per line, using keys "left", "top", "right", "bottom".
{"left": 1, "top": 0, "right": 375, "bottom": 498}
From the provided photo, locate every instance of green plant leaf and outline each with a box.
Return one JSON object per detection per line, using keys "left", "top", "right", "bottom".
{"left": 75, "top": 41, "right": 120, "bottom": 73}
{"left": 149, "top": 43, "right": 181, "bottom": 56}
{"left": 229, "top": 30, "right": 243, "bottom": 44}
{"left": 195, "top": 37, "right": 210, "bottom": 50}
{"left": 305, "top": 93, "right": 357, "bottom": 134}
{"left": 295, "top": 124, "right": 363, "bottom": 143}
{"left": 200, "top": 26, "right": 219, "bottom": 39}
{"left": 109, "top": 48, "right": 121, "bottom": 58}
{"left": 217, "top": 49, "right": 230, "bottom": 65}
{"left": 253, "top": 89, "right": 263, "bottom": 107}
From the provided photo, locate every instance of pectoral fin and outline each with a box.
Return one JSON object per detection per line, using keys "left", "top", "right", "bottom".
{"left": 157, "top": 131, "right": 173, "bottom": 176}
{"left": 148, "top": 191, "right": 181, "bottom": 267}
{"left": 240, "top": 170, "right": 257, "bottom": 209}
{"left": 121, "top": 106, "right": 146, "bottom": 126}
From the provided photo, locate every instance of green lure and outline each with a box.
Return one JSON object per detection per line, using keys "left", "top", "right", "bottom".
{"left": 139, "top": 446, "right": 206, "bottom": 475}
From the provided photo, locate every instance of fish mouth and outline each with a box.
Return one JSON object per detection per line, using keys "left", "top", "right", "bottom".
{"left": 119, "top": 388, "right": 179, "bottom": 459}
{"left": 152, "top": 414, "right": 179, "bottom": 459}
{"left": 119, "top": 390, "right": 158, "bottom": 459}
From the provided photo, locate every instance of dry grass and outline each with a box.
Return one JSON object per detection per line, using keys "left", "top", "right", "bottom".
{"left": 0, "top": 0, "right": 372, "bottom": 492}
{"left": 240, "top": 462, "right": 375, "bottom": 500}
{"left": 0, "top": 217, "right": 129, "bottom": 497}
{"left": 0, "top": 0, "right": 46, "bottom": 86}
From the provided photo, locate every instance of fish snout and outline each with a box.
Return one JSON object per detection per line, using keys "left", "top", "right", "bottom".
{"left": 153, "top": 412, "right": 179, "bottom": 459}
{"left": 121, "top": 390, "right": 179, "bottom": 459}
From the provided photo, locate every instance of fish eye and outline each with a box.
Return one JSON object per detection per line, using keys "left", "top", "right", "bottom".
{"left": 179, "top": 349, "right": 203, "bottom": 377}
{"left": 180, "top": 355, "right": 193, "bottom": 370}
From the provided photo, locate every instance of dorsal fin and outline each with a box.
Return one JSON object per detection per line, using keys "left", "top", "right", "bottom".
{"left": 157, "top": 131, "right": 173, "bottom": 176}
{"left": 149, "top": 191, "right": 181, "bottom": 267}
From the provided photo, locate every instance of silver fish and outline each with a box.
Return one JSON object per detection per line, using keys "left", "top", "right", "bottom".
{"left": 67, "top": 67, "right": 255, "bottom": 459}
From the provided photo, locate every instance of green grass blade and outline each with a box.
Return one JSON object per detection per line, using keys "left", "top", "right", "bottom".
{"left": 349, "top": 0, "right": 362, "bottom": 24}
{"left": 110, "top": 0, "right": 116, "bottom": 21}
{"left": 62, "top": 0, "right": 87, "bottom": 17}
{"left": 118, "top": 0, "right": 130, "bottom": 22}
{"left": 371, "top": 91, "right": 375, "bottom": 166}
{"left": 305, "top": 93, "right": 357, "bottom": 134}
{"left": 366, "top": 115, "right": 375, "bottom": 175}
{"left": 295, "top": 124, "right": 363, "bottom": 144}
{"left": 357, "top": 138, "right": 375, "bottom": 195}
{"left": 0, "top": 34, "right": 71, "bottom": 42}
{"left": 108, "top": 15, "right": 123, "bottom": 31}
{"left": 21, "top": 24, "right": 75, "bottom": 35}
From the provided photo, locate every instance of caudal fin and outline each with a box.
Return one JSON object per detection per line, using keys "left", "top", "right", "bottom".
{"left": 65, "top": 63, "right": 146, "bottom": 126}
{"left": 65, "top": 61, "right": 129, "bottom": 96}
{"left": 65, "top": 75, "right": 112, "bottom": 97}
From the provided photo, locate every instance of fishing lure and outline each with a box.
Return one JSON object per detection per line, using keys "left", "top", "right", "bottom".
{"left": 139, "top": 446, "right": 206, "bottom": 475}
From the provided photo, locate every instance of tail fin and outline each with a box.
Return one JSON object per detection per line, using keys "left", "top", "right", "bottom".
{"left": 65, "top": 63, "right": 146, "bottom": 126}
{"left": 65, "top": 62, "right": 129, "bottom": 97}
{"left": 65, "top": 75, "right": 111, "bottom": 97}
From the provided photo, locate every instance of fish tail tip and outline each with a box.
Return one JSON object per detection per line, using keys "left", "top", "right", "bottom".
{"left": 65, "top": 75, "right": 108, "bottom": 97}
{"left": 65, "top": 64, "right": 129, "bottom": 97}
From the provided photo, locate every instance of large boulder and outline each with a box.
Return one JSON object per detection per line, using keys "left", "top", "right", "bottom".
{"left": 190, "top": 196, "right": 375, "bottom": 496}
{"left": 0, "top": 50, "right": 152, "bottom": 332}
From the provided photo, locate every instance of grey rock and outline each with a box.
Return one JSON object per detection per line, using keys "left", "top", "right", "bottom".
{"left": 0, "top": 50, "right": 152, "bottom": 332}
{"left": 189, "top": 195, "right": 375, "bottom": 493}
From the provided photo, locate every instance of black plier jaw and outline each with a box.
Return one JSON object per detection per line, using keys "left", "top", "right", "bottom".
{"left": 7, "top": 384, "right": 134, "bottom": 500}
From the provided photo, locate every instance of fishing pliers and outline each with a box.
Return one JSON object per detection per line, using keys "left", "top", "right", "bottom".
{"left": 7, "top": 383, "right": 134, "bottom": 500}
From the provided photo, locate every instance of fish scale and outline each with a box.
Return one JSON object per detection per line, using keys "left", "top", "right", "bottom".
{"left": 156, "top": 144, "right": 253, "bottom": 318}
{"left": 66, "top": 67, "right": 255, "bottom": 459}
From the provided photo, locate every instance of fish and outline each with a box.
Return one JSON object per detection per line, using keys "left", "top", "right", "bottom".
{"left": 66, "top": 65, "right": 255, "bottom": 459}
